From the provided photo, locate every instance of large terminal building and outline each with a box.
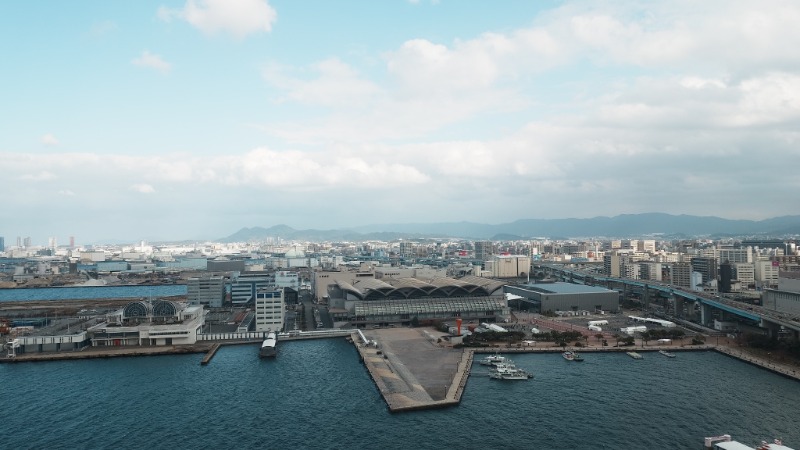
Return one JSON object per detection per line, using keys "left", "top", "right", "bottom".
{"left": 504, "top": 282, "right": 620, "bottom": 314}
{"left": 315, "top": 270, "right": 510, "bottom": 327}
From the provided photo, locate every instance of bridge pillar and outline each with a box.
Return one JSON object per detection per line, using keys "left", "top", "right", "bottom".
{"left": 643, "top": 284, "right": 650, "bottom": 312}
{"left": 673, "top": 296, "right": 684, "bottom": 319}
{"left": 761, "top": 320, "right": 781, "bottom": 339}
{"left": 700, "top": 303, "right": 713, "bottom": 326}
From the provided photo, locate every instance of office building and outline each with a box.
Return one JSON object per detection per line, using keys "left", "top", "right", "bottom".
{"left": 254, "top": 288, "right": 285, "bottom": 332}
{"left": 671, "top": 263, "right": 692, "bottom": 288}
{"left": 231, "top": 272, "right": 273, "bottom": 306}
{"left": 474, "top": 241, "right": 494, "bottom": 261}
{"left": 187, "top": 275, "right": 225, "bottom": 308}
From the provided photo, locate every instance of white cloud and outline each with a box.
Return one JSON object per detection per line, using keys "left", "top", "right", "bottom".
{"left": 130, "top": 184, "right": 156, "bottom": 194}
{"left": 19, "top": 171, "right": 56, "bottom": 182}
{"left": 90, "top": 20, "right": 118, "bottom": 37}
{"left": 41, "top": 133, "right": 59, "bottom": 146}
{"left": 58, "top": 189, "right": 75, "bottom": 196}
{"left": 158, "top": 0, "right": 277, "bottom": 39}
{"left": 131, "top": 50, "right": 172, "bottom": 74}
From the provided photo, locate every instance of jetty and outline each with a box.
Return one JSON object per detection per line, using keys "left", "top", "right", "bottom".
{"left": 354, "top": 327, "right": 471, "bottom": 412}
{"left": 200, "top": 343, "right": 221, "bottom": 365}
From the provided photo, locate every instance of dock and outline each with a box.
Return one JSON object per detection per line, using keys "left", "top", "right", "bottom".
{"left": 354, "top": 328, "right": 471, "bottom": 412}
{"left": 200, "top": 343, "right": 221, "bottom": 365}
{"left": 0, "top": 343, "right": 212, "bottom": 363}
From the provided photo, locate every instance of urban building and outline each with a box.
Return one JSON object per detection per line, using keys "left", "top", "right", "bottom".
{"left": 638, "top": 262, "right": 662, "bottom": 281}
{"left": 351, "top": 297, "right": 509, "bottom": 327}
{"left": 88, "top": 300, "right": 205, "bottom": 346}
{"left": 717, "top": 247, "right": 753, "bottom": 264}
{"left": 690, "top": 257, "right": 718, "bottom": 284}
{"left": 207, "top": 258, "right": 245, "bottom": 272}
{"left": 505, "top": 282, "right": 619, "bottom": 314}
{"left": 719, "top": 261, "right": 733, "bottom": 293}
{"left": 762, "top": 273, "right": 800, "bottom": 316}
{"left": 187, "top": 275, "right": 225, "bottom": 308}
{"left": 231, "top": 271, "right": 273, "bottom": 305}
{"left": 671, "top": 263, "right": 692, "bottom": 288}
{"left": 484, "top": 255, "right": 531, "bottom": 278}
{"left": 254, "top": 288, "right": 284, "bottom": 332}
{"left": 474, "top": 241, "right": 494, "bottom": 261}
{"left": 734, "top": 263, "right": 755, "bottom": 288}
{"left": 637, "top": 240, "right": 656, "bottom": 253}
{"left": 754, "top": 260, "right": 779, "bottom": 288}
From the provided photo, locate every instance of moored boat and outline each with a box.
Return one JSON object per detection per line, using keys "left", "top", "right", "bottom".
{"left": 659, "top": 350, "right": 676, "bottom": 358}
{"left": 260, "top": 332, "right": 277, "bottom": 358}
{"left": 563, "top": 350, "right": 584, "bottom": 362}
{"left": 479, "top": 353, "right": 512, "bottom": 366}
{"left": 489, "top": 364, "right": 533, "bottom": 380}
{"left": 626, "top": 351, "right": 643, "bottom": 359}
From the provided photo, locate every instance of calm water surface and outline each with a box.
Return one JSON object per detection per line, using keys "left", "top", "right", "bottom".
{"left": 1, "top": 340, "right": 797, "bottom": 449}
{"left": 0, "top": 285, "right": 186, "bottom": 302}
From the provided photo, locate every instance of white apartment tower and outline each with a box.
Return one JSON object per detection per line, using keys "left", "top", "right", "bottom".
{"left": 255, "top": 288, "right": 285, "bottom": 332}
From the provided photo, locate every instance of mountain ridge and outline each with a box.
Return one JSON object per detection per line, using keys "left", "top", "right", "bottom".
{"left": 219, "top": 213, "right": 800, "bottom": 242}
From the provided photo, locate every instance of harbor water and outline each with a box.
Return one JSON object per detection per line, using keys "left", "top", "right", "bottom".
{"left": 0, "top": 285, "right": 186, "bottom": 302}
{"left": 1, "top": 340, "right": 798, "bottom": 449}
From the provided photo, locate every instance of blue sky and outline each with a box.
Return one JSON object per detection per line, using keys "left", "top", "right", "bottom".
{"left": 2, "top": 0, "right": 800, "bottom": 244}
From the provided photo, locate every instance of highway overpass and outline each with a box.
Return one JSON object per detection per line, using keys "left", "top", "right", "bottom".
{"left": 539, "top": 263, "right": 800, "bottom": 339}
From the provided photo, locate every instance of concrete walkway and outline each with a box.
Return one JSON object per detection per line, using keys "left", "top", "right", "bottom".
{"left": 354, "top": 328, "right": 469, "bottom": 412}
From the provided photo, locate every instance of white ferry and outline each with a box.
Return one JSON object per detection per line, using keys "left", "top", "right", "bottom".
{"left": 260, "top": 332, "right": 277, "bottom": 358}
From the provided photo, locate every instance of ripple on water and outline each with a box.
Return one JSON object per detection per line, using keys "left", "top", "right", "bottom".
{"left": 0, "top": 345, "right": 797, "bottom": 449}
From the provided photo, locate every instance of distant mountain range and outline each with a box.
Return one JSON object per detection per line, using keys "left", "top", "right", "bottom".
{"left": 220, "top": 213, "right": 800, "bottom": 242}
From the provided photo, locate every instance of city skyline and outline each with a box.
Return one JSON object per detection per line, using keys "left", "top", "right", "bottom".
{"left": 3, "top": 1, "right": 800, "bottom": 242}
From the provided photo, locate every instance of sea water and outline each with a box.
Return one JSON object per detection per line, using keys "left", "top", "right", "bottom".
{"left": 1, "top": 340, "right": 798, "bottom": 449}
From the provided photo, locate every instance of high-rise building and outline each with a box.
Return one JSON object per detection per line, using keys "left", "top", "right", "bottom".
{"left": 0, "top": 236, "right": 4, "bottom": 252}
{"left": 690, "top": 257, "right": 718, "bottom": 284}
{"left": 187, "top": 276, "right": 225, "bottom": 308}
{"left": 671, "top": 263, "right": 692, "bottom": 288}
{"left": 398, "top": 241, "right": 414, "bottom": 257}
{"left": 719, "top": 261, "right": 733, "bottom": 293}
{"left": 254, "top": 288, "right": 285, "bottom": 332}
{"left": 474, "top": 241, "right": 494, "bottom": 261}
{"left": 23, "top": 237, "right": 31, "bottom": 248}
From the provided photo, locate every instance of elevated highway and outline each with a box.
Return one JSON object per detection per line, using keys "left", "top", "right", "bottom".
{"left": 539, "top": 263, "right": 800, "bottom": 338}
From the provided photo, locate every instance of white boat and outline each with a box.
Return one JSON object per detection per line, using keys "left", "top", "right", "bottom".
{"left": 704, "top": 434, "right": 793, "bottom": 449}
{"left": 659, "top": 350, "right": 676, "bottom": 358}
{"left": 489, "top": 364, "right": 533, "bottom": 380}
{"left": 260, "top": 332, "right": 277, "bottom": 358}
{"left": 626, "top": 351, "right": 643, "bottom": 359}
{"left": 563, "top": 351, "right": 584, "bottom": 362}
{"left": 479, "top": 354, "right": 512, "bottom": 366}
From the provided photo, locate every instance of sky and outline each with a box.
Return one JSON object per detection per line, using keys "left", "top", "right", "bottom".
{"left": 2, "top": 0, "right": 800, "bottom": 244}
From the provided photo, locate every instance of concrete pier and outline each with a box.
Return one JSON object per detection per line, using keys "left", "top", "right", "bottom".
{"left": 354, "top": 328, "right": 471, "bottom": 412}
{"left": 0, "top": 343, "right": 212, "bottom": 363}
{"left": 200, "top": 343, "right": 221, "bottom": 365}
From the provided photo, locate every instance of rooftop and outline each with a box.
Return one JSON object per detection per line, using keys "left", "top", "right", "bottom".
{"left": 522, "top": 282, "right": 615, "bottom": 295}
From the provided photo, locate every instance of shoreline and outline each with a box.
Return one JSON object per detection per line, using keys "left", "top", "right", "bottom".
{"left": 3, "top": 335, "right": 798, "bottom": 385}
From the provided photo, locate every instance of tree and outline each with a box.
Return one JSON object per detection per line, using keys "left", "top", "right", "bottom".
{"left": 595, "top": 333, "right": 604, "bottom": 344}
{"left": 410, "top": 316, "right": 419, "bottom": 327}
{"left": 640, "top": 330, "right": 652, "bottom": 346}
